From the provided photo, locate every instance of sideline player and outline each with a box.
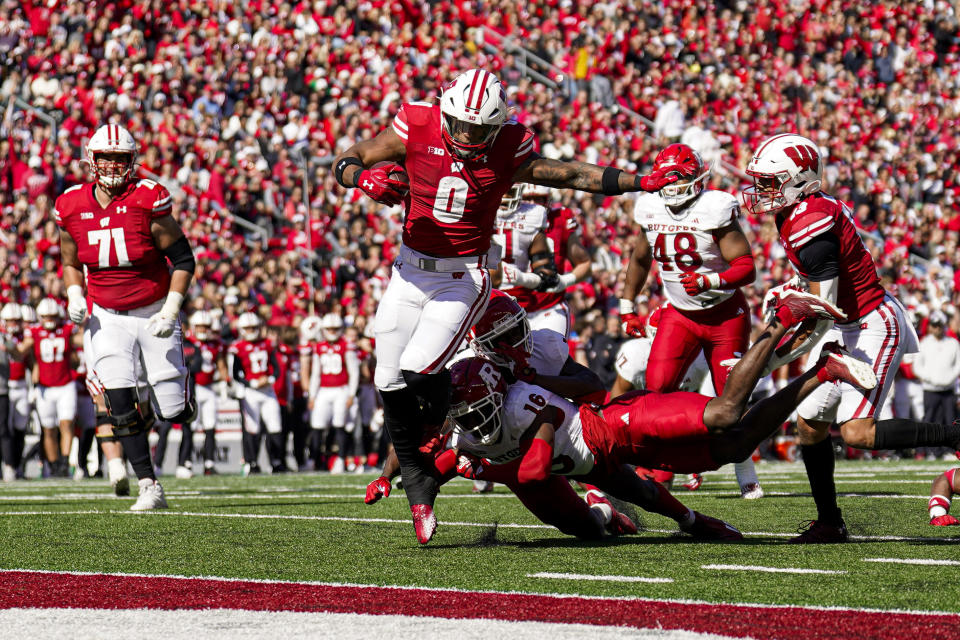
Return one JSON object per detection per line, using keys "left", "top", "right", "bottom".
{"left": 928, "top": 468, "right": 959, "bottom": 526}
{"left": 334, "top": 68, "right": 677, "bottom": 541}
{"left": 449, "top": 291, "right": 872, "bottom": 509}
{"left": 744, "top": 133, "right": 960, "bottom": 542}
{"left": 620, "top": 143, "right": 761, "bottom": 496}
{"left": 229, "top": 312, "right": 284, "bottom": 474}
{"left": 16, "top": 299, "right": 78, "bottom": 477}
{"left": 185, "top": 310, "right": 229, "bottom": 475}
{"left": 304, "top": 313, "right": 359, "bottom": 473}
{"left": 1, "top": 303, "right": 28, "bottom": 480}
{"left": 55, "top": 123, "right": 196, "bottom": 510}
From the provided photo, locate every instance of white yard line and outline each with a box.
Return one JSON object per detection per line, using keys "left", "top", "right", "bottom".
{"left": 701, "top": 564, "right": 847, "bottom": 575}
{"left": 862, "top": 558, "right": 960, "bottom": 566}
{"left": 527, "top": 572, "right": 673, "bottom": 583}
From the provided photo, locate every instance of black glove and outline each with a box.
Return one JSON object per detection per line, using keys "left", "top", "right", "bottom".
{"left": 534, "top": 267, "right": 560, "bottom": 292}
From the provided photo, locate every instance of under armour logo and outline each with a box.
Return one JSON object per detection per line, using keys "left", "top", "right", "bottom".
{"left": 362, "top": 180, "right": 374, "bottom": 190}
{"left": 450, "top": 162, "right": 464, "bottom": 173}
{"left": 116, "top": 206, "right": 127, "bottom": 214}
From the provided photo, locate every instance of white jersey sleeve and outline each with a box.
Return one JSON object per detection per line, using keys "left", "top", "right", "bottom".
{"left": 493, "top": 203, "right": 548, "bottom": 275}
{"left": 614, "top": 338, "right": 652, "bottom": 388}
{"left": 634, "top": 189, "right": 742, "bottom": 312}
{"left": 528, "top": 328, "right": 569, "bottom": 376}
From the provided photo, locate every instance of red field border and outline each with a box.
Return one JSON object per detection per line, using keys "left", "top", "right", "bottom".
{"left": 1, "top": 569, "right": 957, "bottom": 640}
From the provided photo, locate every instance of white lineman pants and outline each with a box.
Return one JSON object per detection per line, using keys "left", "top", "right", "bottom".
{"left": 195, "top": 384, "right": 218, "bottom": 430}
{"left": 798, "top": 295, "right": 919, "bottom": 424}
{"left": 89, "top": 300, "right": 189, "bottom": 419}
{"left": 310, "top": 385, "right": 351, "bottom": 430}
{"left": 527, "top": 302, "right": 572, "bottom": 340}
{"left": 373, "top": 246, "right": 491, "bottom": 391}
{"left": 37, "top": 383, "right": 77, "bottom": 428}
{"left": 8, "top": 381, "right": 30, "bottom": 431}
{"left": 240, "top": 386, "right": 282, "bottom": 435}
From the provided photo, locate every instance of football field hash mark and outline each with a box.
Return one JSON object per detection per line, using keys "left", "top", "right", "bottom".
{"left": 702, "top": 565, "right": 848, "bottom": 575}
{"left": 528, "top": 572, "right": 673, "bottom": 584}
{"left": 862, "top": 558, "right": 960, "bottom": 566}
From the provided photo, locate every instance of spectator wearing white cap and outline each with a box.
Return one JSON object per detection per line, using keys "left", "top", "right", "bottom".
{"left": 915, "top": 310, "right": 960, "bottom": 436}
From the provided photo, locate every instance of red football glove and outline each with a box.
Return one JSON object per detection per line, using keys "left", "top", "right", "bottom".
{"left": 620, "top": 312, "right": 646, "bottom": 338}
{"left": 639, "top": 170, "right": 680, "bottom": 192}
{"left": 356, "top": 163, "right": 408, "bottom": 205}
{"left": 679, "top": 271, "right": 714, "bottom": 296}
{"left": 498, "top": 344, "right": 530, "bottom": 370}
{"left": 419, "top": 431, "right": 449, "bottom": 456}
{"left": 515, "top": 366, "right": 537, "bottom": 383}
{"left": 930, "top": 514, "right": 960, "bottom": 526}
{"left": 456, "top": 453, "right": 484, "bottom": 480}
{"left": 364, "top": 476, "right": 392, "bottom": 504}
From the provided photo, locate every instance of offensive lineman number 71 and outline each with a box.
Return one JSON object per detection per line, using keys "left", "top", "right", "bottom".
{"left": 88, "top": 228, "right": 131, "bottom": 268}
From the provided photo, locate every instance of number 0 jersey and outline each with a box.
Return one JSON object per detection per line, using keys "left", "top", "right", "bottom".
{"left": 54, "top": 180, "right": 172, "bottom": 311}
{"left": 633, "top": 190, "right": 741, "bottom": 311}
{"left": 391, "top": 103, "right": 537, "bottom": 258}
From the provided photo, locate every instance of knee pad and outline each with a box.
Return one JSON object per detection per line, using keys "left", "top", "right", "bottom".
{"left": 157, "top": 395, "right": 196, "bottom": 424}
{"left": 103, "top": 388, "right": 146, "bottom": 437}
{"left": 95, "top": 429, "right": 119, "bottom": 444}
{"left": 95, "top": 410, "right": 111, "bottom": 426}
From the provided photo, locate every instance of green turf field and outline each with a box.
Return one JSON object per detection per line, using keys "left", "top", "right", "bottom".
{"left": 2, "top": 460, "right": 959, "bottom": 613}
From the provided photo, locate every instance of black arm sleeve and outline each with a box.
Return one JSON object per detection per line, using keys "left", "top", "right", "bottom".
{"left": 162, "top": 236, "right": 196, "bottom": 274}
{"left": 794, "top": 234, "right": 841, "bottom": 281}
{"left": 232, "top": 354, "right": 248, "bottom": 385}
{"left": 268, "top": 351, "right": 280, "bottom": 378}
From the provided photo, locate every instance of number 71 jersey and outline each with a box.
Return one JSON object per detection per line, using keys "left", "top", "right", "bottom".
{"left": 633, "top": 190, "right": 740, "bottom": 311}
{"left": 54, "top": 181, "right": 172, "bottom": 311}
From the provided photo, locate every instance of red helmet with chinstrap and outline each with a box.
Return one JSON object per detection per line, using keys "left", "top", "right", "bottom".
{"left": 652, "top": 143, "right": 709, "bottom": 207}
{"left": 470, "top": 290, "right": 532, "bottom": 367}
{"left": 448, "top": 356, "right": 507, "bottom": 445}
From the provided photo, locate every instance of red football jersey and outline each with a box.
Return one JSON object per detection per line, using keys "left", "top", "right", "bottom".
{"left": 776, "top": 192, "right": 885, "bottom": 322}
{"left": 193, "top": 339, "right": 225, "bottom": 387}
{"left": 29, "top": 324, "right": 75, "bottom": 387}
{"left": 513, "top": 206, "right": 579, "bottom": 312}
{"left": 312, "top": 337, "right": 355, "bottom": 388}
{"left": 229, "top": 338, "right": 275, "bottom": 381}
{"left": 8, "top": 336, "right": 26, "bottom": 381}
{"left": 54, "top": 180, "right": 173, "bottom": 311}
{"left": 391, "top": 103, "right": 536, "bottom": 257}
{"left": 272, "top": 341, "right": 296, "bottom": 406}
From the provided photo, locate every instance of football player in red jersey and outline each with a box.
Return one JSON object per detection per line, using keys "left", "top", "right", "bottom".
{"left": 55, "top": 124, "right": 196, "bottom": 510}
{"left": 81, "top": 326, "right": 130, "bottom": 496}
{"left": 16, "top": 299, "right": 78, "bottom": 477}
{"left": 304, "top": 314, "right": 359, "bottom": 473}
{"left": 186, "top": 310, "right": 230, "bottom": 475}
{"left": 334, "top": 68, "right": 677, "bottom": 543}
{"left": 228, "top": 313, "right": 284, "bottom": 475}
{"left": 744, "top": 133, "right": 960, "bottom": 542}
{"left": 0, "top": 302, "right": 28, "bottom": 481}
{"left": 928, "top": 468, "right": 960, "bottom": 527}
{"left": 495, "top": 184, "right": 593, "bottom": 338}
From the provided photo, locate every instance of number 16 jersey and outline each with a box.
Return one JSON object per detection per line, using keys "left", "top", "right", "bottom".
{"left": 391, "top": 102, "right": 536, "bottom": 258}
{"left": 633, "top": 190, "right": 741, "bottom": 311}
{"left": 54, "top": 180, "right": 172, "bottom": 311}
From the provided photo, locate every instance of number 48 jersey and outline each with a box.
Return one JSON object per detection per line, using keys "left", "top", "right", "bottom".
{"left": 54, "top": 180, "right": 172, "bottom": 311}
{"left": 633, "top": 190, "right": 741, "bottom": 311}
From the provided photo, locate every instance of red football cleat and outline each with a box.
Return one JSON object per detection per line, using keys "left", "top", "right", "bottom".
{"left": 682, "top": 512, "right": 743, "bottom": 541}
{"left": 682, "top": 473, "right": 703, "bottom": 491}
{"left": 775, "top": 289, "right": 847, "bottom": 326}
{"left": 930, "top": 514, "right": 960, "bottom": 526}
{"left": 411, "top": 504, "right": 437, "bottom": 544}
{"left": 585, "top": 490, "right": 637, "bottom": 536}
{"left": 817, "top": 342, "right": 877, "bottom": 390}
{"left": 788, "top": 519, "right": 848, "bottom": 543}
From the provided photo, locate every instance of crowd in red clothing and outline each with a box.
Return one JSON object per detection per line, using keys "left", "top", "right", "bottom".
{"left": 1, "top": 0, "right": 958, "bottom": 353}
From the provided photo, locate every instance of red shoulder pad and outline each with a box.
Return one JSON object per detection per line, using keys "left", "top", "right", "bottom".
{"left": 785, "top": 204, "right": 835, "bottom": 248}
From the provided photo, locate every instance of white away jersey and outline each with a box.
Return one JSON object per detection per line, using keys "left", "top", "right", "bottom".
{"left": 633, "top": 189, "right": 741, "bottom": 311}
{"left": 614, "top": 338, "right": 712, "bottom": 393}
{"left": 493, "top": 202, "right": 549, "bottom": 297}
{"left": 449, "top": 327, "right": 570, "bottom": 376}
{"left": 455, "top": 381, "right": 594, "bottom": 474}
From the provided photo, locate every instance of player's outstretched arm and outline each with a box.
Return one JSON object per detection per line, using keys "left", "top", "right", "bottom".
{"left": 524, "top": 358, "right": 606, "bottom": 405}
{"left": 513, "top": 154, "right": 677, "bottom": 195}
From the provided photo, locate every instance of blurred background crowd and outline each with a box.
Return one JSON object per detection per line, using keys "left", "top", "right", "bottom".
{"left": 1, "top": 0, "right": 958, "bottom": 468}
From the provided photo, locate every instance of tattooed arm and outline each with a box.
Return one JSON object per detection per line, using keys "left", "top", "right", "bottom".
{"left": 512, "top": 153, "right": 676, "bottom": 194}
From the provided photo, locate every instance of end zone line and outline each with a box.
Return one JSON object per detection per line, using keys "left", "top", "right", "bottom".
{"left": 863, "top": 558, "right": 960, "bottom": 566}
{"left": 702, "top": 564, "right": 847, "bottom": 575}
{"left": 527, "top": 572, "right": 673, "bottom": 583}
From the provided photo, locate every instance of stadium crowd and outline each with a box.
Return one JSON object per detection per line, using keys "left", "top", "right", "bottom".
{"left": 0, "top": 0, "right": 958, "bottom": 476}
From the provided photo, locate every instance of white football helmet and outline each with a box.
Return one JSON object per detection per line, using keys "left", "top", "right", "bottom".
{"left": 36, "top": 298, "right": 60, "bottom": 330}
{"left": 86, "top": 124, "right": 138, "bottom": 189}
{"left": 499, "top": 183, "right": 524, "bottom": 216}
{"left": 237, "top": 312, "right": 262, "bottom": 341}
{"left": 20, "top": 304, "right": 37, "bottom": 324}
{"left": 320, "top": 313, "right": 343, "bottom": 342}
{"left": 523, "top": 183, "right": 551, "bottom": 201}
{"left": 189, "top": 310, "right": 214, "bottom": 341}
{"left": 1, "top": 302, "right": 22, "bottom": 335}
{"left": 439, "top": 69, "right": 508, "bottom": 160}
{"left": 743, "top": 133, "right": 823, "bottom": 215}
{"left": 299, "top": 315, "right": 321, "bottom": 344}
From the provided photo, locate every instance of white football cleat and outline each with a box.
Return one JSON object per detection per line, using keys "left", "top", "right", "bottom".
{"left": 108, "top": 458, "right": 129, "bottom": 496}
{"left": 175, "top": 465, "right": 193, "bottom": 479}
{"left": 740, "top": 483, "right": 764, "bottom": 500}
{"left": 129, "top": 479, "right": 168, "bottom": 511}
{"left": 2, "top": 463, "right": 16, "bottom": 482}
{"left": 329, "top": 456, "right": 345, "bottom": 474}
